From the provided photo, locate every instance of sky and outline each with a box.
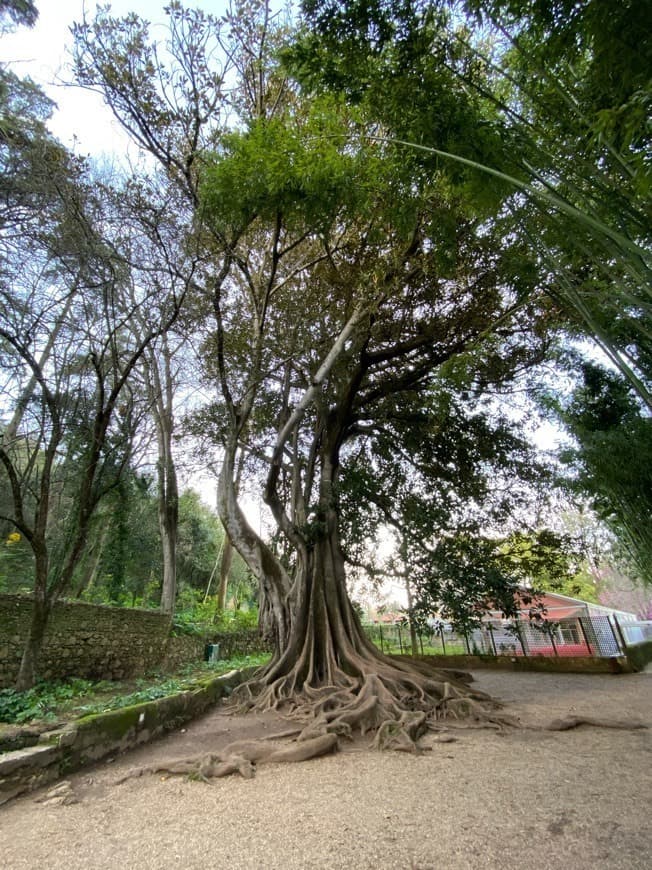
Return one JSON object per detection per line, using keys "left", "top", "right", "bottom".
{"left": 3, "top": 1, "right": 227, "bottom": 157}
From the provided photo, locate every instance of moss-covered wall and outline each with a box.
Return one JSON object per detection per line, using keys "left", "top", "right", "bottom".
{"left": 625, "top": 638, "right": 652, "bottom": 672}
{"left": 0, "top": 594, "right": 172, "bottom": 688}
{"left": 394, "top": 652, "right": 635, "bottom": 674}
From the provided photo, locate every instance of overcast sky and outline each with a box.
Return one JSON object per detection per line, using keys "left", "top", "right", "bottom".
{"left": 3, "top": 1, "right": 227, "bottom": 157}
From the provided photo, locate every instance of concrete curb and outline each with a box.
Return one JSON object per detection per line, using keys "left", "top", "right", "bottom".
{"left": 0, "top": 666, "right": 256, "bottom": 807}
{"left": 394, "top": 653, "right": 636, "bottom": 674}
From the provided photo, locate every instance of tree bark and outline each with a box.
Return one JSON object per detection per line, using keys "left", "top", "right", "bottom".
{"left": 158, "top": 450, "right": 178, "bottom": 615}
{"left": 216, "top": 534, "right": 234, "bottom": 611}
{"left": 15, "top": 597, "right": 50, "bottom": 692}
{"left": 15, "top": 550, "right": 51, "bottom": 691}
{"left": 217, "top": 437, "right": 292, "bottom": 652}
{"left": 143, "top": 335, "right": 179, "bottom": 617}
{"left": 73, "top": 519, "right": 111, "bottom": 598}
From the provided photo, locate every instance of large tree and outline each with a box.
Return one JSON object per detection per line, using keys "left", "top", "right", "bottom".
{"left": 72, "top": 0, "right": 563, "bottom": 749}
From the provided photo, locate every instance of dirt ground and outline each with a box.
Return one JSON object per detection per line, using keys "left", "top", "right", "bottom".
{"left": 1, "top": 668, "right": 651, "bottom": 870}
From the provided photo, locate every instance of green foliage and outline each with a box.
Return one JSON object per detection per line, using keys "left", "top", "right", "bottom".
{"left": 413, "top": 528, "right": 583, "bottom": 630}
{"left": 499, "top": 529, "right": 582, "bottom": 588}
{"left": 176, "top": 489, "right": 225, "bottom": 590}
{"left": 292, "top": 1, "right": 524, "bottom": 209}
{"left": 0, "top": 529, "right": 33, "bottom": 593}
{"left": 202, "top": 98, "right": 366, "bottom": 233}
{"left": 0, "top": 677, "right": 97, "bottom": 724}
{"left": 74, "top": 486, "right": 230, "bottom": 609}
{"left": 295, "top": 1, "right": 652, "bottom": 407}
{"left": 173, "top": 597, "right": 259, "bottom": 636}
{"left": 413, "top": 535, "right": 524, "bottom": 632}
{"left": 467, "top": 0, "right": 652, "bottom": 151}
{"left": 542, "top": 565, "right": 600, "bottom": 604}
{"left": 339, "top": 385, "right": 551, "bottom": 574}
{"left": 214, "top": 607, "right": 259, "bottom": 632}
{"left": 552, "top": 362, "right": 652, "bottom": 585}
{"left": 0, "top": 656, "right": 271, "bottom": 725}
{"left": 0, "top": 0, "right": 38, "bottom": 31}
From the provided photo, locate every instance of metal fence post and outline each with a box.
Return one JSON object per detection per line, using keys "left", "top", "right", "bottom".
{"left": 609, "top": 615, "right": 627, "bottom": 653}
{"left": 440, "top": 625, "right": 446, "bottom": 655}
{"left": 488, "top": 623, "right": 498, "bottom": 656}
{"left": 397, "top": 623, "right": 404, "bottom": 654}
{"left": 547, "top": 623, "right": 558, "bottom": 656}
{"left": 578, "top": 617, "right": 593, "bottom": 655}
{"left": 514, "top": 621, "right": 527, "bottom": 656}
{"left": 379, "top": 624, "right": 384, "bottom": 653}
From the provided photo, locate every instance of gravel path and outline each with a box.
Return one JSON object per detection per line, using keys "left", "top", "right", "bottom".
{"left": 1, "top": 669, "right": 650, "bottom": 870}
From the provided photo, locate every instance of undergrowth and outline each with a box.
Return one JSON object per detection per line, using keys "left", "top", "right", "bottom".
{"left": 0, "top": 653, "right": 271, "bottom": 726}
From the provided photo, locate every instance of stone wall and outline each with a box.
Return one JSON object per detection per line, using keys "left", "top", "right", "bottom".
{"left": 161, "top": 635, "right": 205, "bottom": 672}
{"left": 0, "top": 594, "right": 172, "bottom": 688}
{"left": 162, "top": 630, "right": 272, "bottom": 671}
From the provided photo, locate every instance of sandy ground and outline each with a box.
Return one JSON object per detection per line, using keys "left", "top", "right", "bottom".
{"left": 1, "top": 668, "right": 651, "bottom": 870}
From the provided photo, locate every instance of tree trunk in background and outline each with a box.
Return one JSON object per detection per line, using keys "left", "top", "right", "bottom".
{"left": 73, "top": 520, "right": 111, "bottom": 597}
{"left": 401, "top": 536, "right": 419, "bottom": 656}
{"left": 405, "top": 575, "right": 419, "bottom": 656}
{"left": 158, "top": 449, "right": 178, "bottom": 615}
{"left": 15, "top": 598, "right": 50, "bottom": 691}
{"left": 216, "top": 533, "right": 234, "bottom": 611}
{"left": 142, "top": 334, "right": 179, "bottom": 617}
{"left": 15, "top": 551, "right": 51, "bottom": 691}
{"left": 217, "top": 437, "right": 292, "bottom": 653}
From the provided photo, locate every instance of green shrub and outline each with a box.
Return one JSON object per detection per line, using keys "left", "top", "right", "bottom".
{"left": 0, "top": 656, "right": 272, "bottom": 723}
{"left": 173, "top": 596, "right": 259, "bottom": 637}
{"left": 0, "top": 678, "right": 97, "bottom": 724}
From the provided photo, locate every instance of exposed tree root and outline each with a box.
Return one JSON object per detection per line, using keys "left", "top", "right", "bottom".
{"left": 115, "top": 732, "right": 339, "bottom": 784}
{"left": 227, "top": 654, "right": 648, "bottom": 753}
{"left": 114, "top": 661, "right": 646, "bottom": 788}
{"left": 226, "top": 655, "right": 511, "bottom": 756}
{"left": 540, "top": 716, "right": 648, "bottom": 732}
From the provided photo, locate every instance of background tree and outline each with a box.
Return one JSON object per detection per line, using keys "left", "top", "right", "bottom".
{"left": 0, "top": 65, "right": 188, "bottom": 686}
{"left": 121, "top": 174, "right": 200, "bottom": 616}
{"left": 338, "top": 381, "right": 557, "bottom": 632}
{"left": 550, "top": 361, "right": 652, "bottom": 587}
{"left": 0, "top": 0, "right": 37, "bottom": 33}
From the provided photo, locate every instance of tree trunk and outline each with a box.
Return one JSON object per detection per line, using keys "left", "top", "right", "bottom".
{"left": 230, "top": 440, "right": 493, "bottom": 750}
{"left": 216, "top": 534, "right": 234, "bottom": 611}
{"left": 15, "top": 575, "right": 50, "bottom": 692}
{"left": 217, "top": 438, "right": 292, "bottom": 651}
{"left": 263, "top": 510, "right": 379, "bottom": 686}
{"left": 158, "top": 434, "right": 178, "bottom": 616}
{"left": 73, "top": 520, "right": 110, "bottom": 598}
{"left": 406, "top": 592, "right": 419, "bottom": 656}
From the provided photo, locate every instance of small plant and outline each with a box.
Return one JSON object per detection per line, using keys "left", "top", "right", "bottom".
{"left": 0, "top": 655, "right": 272, "bottom": 725}
{"left": 0, "top": 678, "right": 96, "bottom": 724}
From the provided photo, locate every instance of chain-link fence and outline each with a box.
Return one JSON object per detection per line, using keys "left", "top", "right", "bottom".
{"left": 466, "top": 614, "right": 625, "bottom": 658}
{"left": 364, "top": 613, "right": 638, "bottom": 659}
{"left": 364, "top": 622, "right": 467, "bottom": 656}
